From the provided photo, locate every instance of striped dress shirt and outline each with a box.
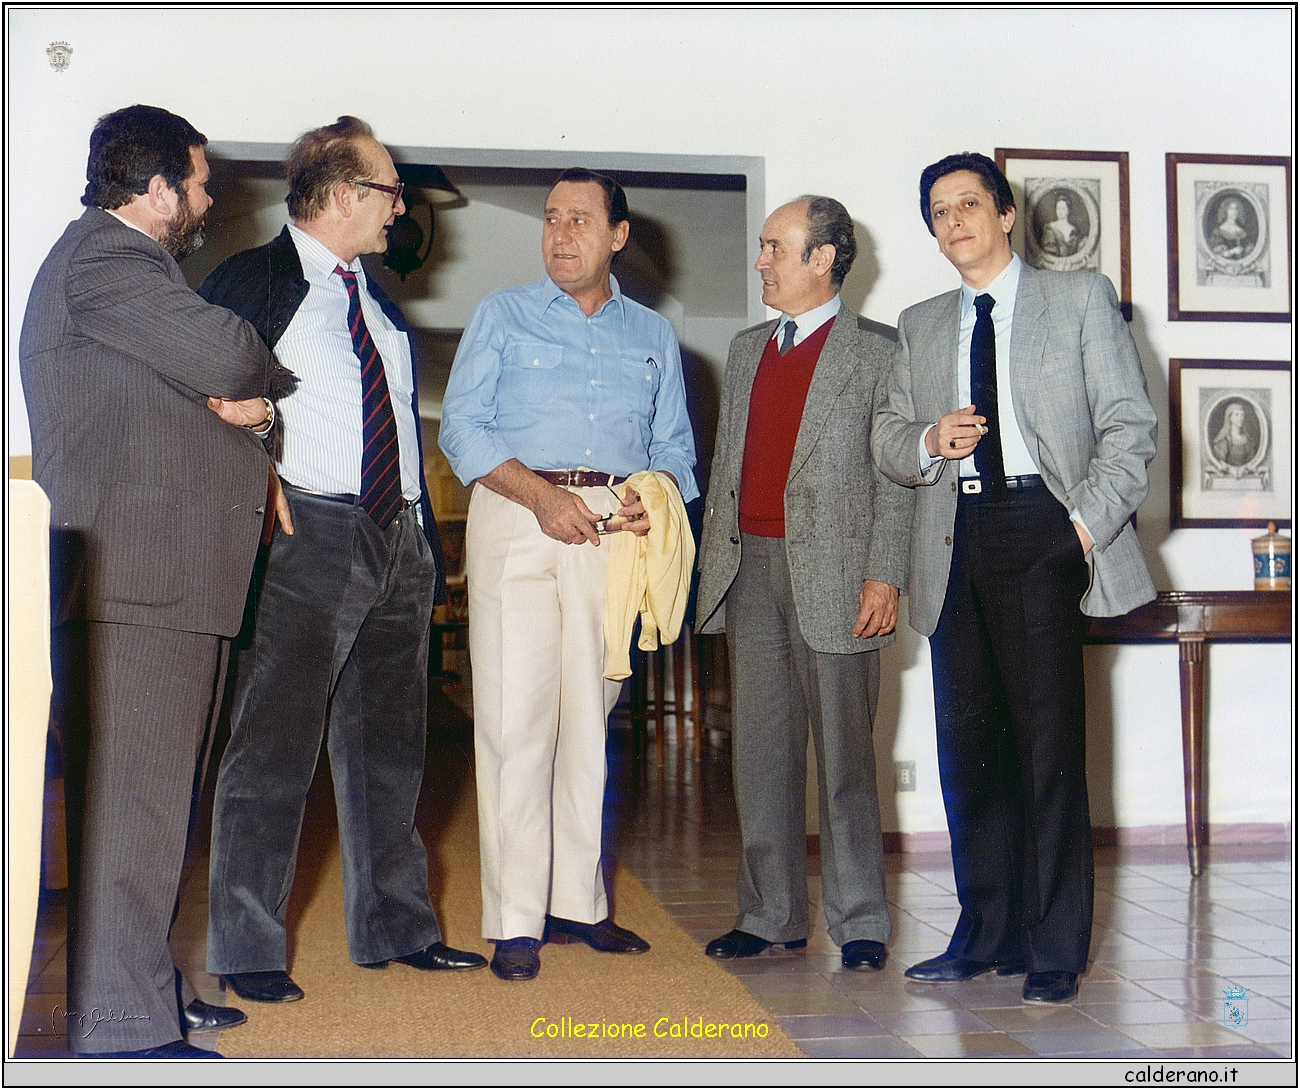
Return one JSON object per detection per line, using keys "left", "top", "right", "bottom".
{"left": 272, "top": 225, "right": 422, "bottom": 502}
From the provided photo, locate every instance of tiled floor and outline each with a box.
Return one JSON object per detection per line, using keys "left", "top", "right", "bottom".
{"left": 603, "top": 727, "right": 1293, "bottom": 1061}
{"left": 13, "top": 670, "right": 1294, "bottom": 1063}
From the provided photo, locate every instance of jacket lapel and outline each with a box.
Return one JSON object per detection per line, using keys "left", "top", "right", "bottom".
{"left": 1008, "top": 264, "right": 1049, "bottom": 437}
{"left": 266, "top": 227, "right": 310, "bottom": 349}
{"left": 788, "top": 307, "right": 857, "bottom": 481}
{"left": 721, "top": 322, "right": 777, "bottom": 487}
{"left": 921, "top": 291, "right": 962, "bottom": 415}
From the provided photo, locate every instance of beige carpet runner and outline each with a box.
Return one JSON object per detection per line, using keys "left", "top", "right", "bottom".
{"left": 217, "top": 740, "right": 802, "bottom": 1059}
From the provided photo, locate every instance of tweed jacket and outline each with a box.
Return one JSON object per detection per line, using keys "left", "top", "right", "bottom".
{"left": 696, "top": 307, "right": 915, "bottom": 655}
{"left": 872, "top": 264, "right": 1157, "bottom": 636}
{"left": 19, "top": 207, "right": 274, "bottom": 636}
{"left": 199, "top": 225, "right": 445, "bottom": 604}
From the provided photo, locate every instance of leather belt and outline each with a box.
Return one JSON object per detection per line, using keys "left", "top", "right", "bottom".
{"left": 283, "top": 482, "right": 410, "bottom": 512}
{"left": 533, "top": 470, "right": 628, "bottom": 488}
{"left": 959, "top": 474, "right": 1044, "bottom": 495}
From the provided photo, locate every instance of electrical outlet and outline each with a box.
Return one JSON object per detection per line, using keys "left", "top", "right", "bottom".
{"left": 894, "top": 761, "right": 916, "bottom": 792}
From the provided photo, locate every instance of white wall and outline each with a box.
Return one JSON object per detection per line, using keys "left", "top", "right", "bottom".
{"left": 7, "top": 8, "right": 1292, "bottom": 833}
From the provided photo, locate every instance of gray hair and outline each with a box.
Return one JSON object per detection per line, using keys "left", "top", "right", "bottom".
{"left": 796, "top": 194, "right": 857, "bottom": 288}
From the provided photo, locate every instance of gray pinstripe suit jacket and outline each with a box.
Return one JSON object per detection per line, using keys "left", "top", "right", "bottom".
{"left": 19, "top": 207, "right": 274, "bottom": 637}
{"left": 872, "top": 264, "right": 1158, "bottom": 637}
{"left": 697, "top": 306, "right": 916, "bottom": 655}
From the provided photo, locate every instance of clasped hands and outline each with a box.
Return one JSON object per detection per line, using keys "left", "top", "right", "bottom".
{"left": 534, "top": 484, "right": 650, "bottom": 546}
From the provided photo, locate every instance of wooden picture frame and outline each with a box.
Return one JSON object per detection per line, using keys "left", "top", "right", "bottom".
{"left": 1166, "top": 153, "right": 1292, "bottom": 322}
{"left": 1169, "top": 359, "right": 1292, "bottom": 529}
{"left": 995, "top": 147, "right": 1131, "bottom": 320}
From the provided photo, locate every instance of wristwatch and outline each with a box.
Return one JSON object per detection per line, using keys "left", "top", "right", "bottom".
{"left": 245, "top": 397, "right": 275, "bottom": 434}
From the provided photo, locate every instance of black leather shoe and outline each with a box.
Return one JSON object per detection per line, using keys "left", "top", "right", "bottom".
{"left": 359, "top": 941, "right": 488, "bottom": 972}
{"left": 89, "top": 1040, "right": 222, "bottom": 1058}
{"left": 219, "top": 970, "right": 304, "bottom": 1003}
{"left": 841, "top": 939, "right": 887, "bottom": 972}
{"left": 904, "top": 952, "right": 1000, "bottom": 982}
{"left": 491, "top": 937, "right": 541, "bottom": 981}
{"left": 704, "top": 928, "right": 805, "bottom": 960}
{"left": 182, "top": 998, "right": 247, "bottom": 1032}
{"left": 1023, "top": 970, "right": 1079, "bottom": 1004}
{"left": 545, "top": 915, "right": 650, "bottom": 954}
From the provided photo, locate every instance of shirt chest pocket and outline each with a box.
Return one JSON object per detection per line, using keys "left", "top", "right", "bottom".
{"left": 617, "top": 352, "right": 661, "bottom": 416}
{"left": 508, "top": 342, "right": 564, "bottom": 400}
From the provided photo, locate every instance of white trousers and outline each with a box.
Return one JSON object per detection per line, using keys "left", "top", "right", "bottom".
{"left": 465, "top": 483, "right": 623, "bottom": 940}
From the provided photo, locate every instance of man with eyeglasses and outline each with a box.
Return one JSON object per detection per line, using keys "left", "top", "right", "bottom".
{"left": 200, "top": 116, "right": 486, "bottom": 1004}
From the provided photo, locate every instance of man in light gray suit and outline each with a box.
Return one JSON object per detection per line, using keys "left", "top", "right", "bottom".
{"left": 21, "top": 104, "right": 276, "bottom": 1057}
{"left": 873, "top": 153, "right": 1157, "bottom": 1004}
{"left": 697, "top": 197, "right": 914, "bottom": 971}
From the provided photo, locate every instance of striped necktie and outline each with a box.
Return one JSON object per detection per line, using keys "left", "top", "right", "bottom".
{"left": 336, "top": 266, "right": 403, "bottom": 528}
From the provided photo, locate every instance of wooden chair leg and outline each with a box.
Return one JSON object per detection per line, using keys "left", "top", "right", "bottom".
{"left": 691, "top": 630, "right": 703, "bottom": 760}
{"left": 653, "top": 642, "right": 666, "bottom": 765}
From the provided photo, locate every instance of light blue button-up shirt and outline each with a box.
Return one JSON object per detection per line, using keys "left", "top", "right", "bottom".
{"left": 439, "top": 275, "right": 698, "bottom": 502}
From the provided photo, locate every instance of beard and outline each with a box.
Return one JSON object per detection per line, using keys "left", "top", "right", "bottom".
{"left": 158, "top": 189, "right": 206, "bottom": 261}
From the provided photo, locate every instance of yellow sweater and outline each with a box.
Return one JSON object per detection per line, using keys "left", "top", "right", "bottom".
{"left": 603, "top": 471, "right": 695, "bottom": 681}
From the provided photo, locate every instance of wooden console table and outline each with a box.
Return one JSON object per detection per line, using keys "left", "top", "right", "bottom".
{"left": 1085, "top": 590, "right": 1291, "bottom": 876}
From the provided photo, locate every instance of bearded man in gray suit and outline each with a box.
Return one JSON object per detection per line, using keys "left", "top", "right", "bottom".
{"left": 20, "top": 104, "right": 276, "bottom": 1057}
{"left": 873, "top": 153, "right": 1157, "bottom": 1005}
{"left": 697, "top": 197, "right": 914, "bottom": 972}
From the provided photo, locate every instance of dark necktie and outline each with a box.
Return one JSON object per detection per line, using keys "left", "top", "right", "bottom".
{"left": 971, "top": 293, "right": 1007, "bottom": 501}
{"left": 336, "top": 266, "right": 404, "bottom": 528}
{"left": 778, "top": 319, "right": 797, "bottom": 355}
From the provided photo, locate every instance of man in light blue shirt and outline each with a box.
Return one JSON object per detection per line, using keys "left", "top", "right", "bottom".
{"left": 440, "top": 168, "right": 697, "bottom": 982}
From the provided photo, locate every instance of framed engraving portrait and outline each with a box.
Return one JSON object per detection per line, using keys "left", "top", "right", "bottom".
{"left": 1166, "top": 154, "right": 1292, "bottom": 321}
{"left": 1169, "top": 359, "right": 1291, "bottom": 529}
{"left": 995, "top": 148, "right": 1131, "bottom": 320}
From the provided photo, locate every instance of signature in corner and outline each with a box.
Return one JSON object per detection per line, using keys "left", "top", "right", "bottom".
{"left": 51, "top": 1004, "right": 151, "bottom": 1038}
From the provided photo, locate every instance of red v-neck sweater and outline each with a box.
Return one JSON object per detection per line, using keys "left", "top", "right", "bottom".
{"left": 737, "top": 318, "right": 834, "bottom": 538}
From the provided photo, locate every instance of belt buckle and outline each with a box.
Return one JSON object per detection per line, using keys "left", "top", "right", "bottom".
{"left": 961, "top": 479, "right": 983, "bottom": 495}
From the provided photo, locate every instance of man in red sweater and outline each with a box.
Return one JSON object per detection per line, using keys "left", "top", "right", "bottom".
{"left": 695, "top": 197, "right": 914, "bottom": 970}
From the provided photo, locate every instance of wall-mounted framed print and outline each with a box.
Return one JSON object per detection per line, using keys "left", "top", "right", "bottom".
{"left": 995, "top": 148, "right": 1131, "bottom": 320}
{"left": 1170, "top": 359, "right": 1291, "bottom": 529}
{"left": 1166, "top": 154, "right": 1292, "bottom": 322}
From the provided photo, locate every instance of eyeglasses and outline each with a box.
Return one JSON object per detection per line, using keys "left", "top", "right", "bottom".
{"left": 351, "top": 179, "right": 405, "bottom": 207}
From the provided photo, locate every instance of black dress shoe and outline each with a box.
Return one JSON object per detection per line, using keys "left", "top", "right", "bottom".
{"left": 904, "top": 952, "right": 1000, "bottom": 982}
{"left": 491, "top": 937, "right": 541, "bottom": 981}
{"left": 182, "top": 998, "right": 247, "bottom": 1032}
{"left": 359, "top": 941, "right": 488, "bottom": 972}
{"left": 704, "top": 928, "right": 805, "bottom": 960}
{"left": 1023, "top": 970, "right": 1079, "bottom": 1004}
{"left": 88, "top": 1040, "right": 222, "bottom": 1058}
{"left": 544, "top": 916, "right": 650, "bottom": 953}
{"left": 219, "top": 970, "right": 304, "bottom": 1003}
{"left": 841, "top": 939, "right": 887, "bottom": 972}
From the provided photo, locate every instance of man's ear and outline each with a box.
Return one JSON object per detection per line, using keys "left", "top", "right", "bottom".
{"left": 332, "top": 180, "right": 356, "bottom": 218}
{"left": 811, "top": 243, "right": 836, "bottom": 279}
{"left": 610, "top": 218, "right": 630, "bottom": 254}
{"left": 146, "top": 173, "right": 178, "bottom": 220}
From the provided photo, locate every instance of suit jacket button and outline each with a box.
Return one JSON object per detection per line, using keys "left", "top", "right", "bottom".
{"left": 730, "top": 536, "right": 739, "bottom": 545}
{"left": 730, "top": 489, "right": 736, "bottom": 498}
{"left": 944, "top": 536, "right": 952, "bottom": 546}
{"left": 255, "top": 506, "right": 265, "bottom": 515}
{"left": 951, "top": 481, "right": 957, "bottom": 492}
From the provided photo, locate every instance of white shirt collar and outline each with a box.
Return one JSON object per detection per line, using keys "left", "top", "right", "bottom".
{"left": 960, "top": 253, "right": 1021, "bottom": 316}
{"left": 774, "top": 294, "right": 842, "bottom": 343}
{"left": 104, "top": 207, "right": 156, "bottom": 241}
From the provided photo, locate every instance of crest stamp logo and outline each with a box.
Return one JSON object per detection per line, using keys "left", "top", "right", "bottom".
{"left": 46, "top": 41, "right": 73, "bottom": 73}
{"left": 1222, "top": 985, "right": 1249, "bottom": 1027}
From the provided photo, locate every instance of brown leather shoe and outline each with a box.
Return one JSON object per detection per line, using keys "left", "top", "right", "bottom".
{"left": 545, "top": 915, "right": 650, "bottom": 953}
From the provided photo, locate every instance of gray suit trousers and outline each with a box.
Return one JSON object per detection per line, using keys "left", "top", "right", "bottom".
{"left": 65, "top": 621, "right": 226, "bottom": 1054}
{"left": 728, "top": 534, "right": 891, "bottom": 947}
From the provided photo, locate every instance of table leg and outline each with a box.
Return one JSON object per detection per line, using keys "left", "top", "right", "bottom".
{"left": 1178, "top": 637, "right": 1207, "bottom": 876}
